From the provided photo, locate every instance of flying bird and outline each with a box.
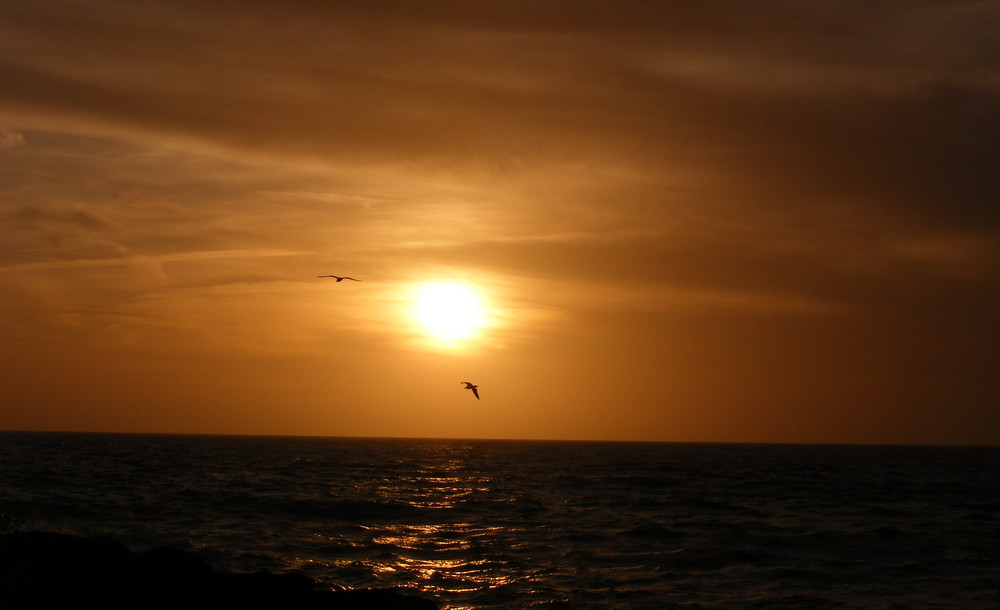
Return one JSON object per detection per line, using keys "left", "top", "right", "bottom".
{"left": 461, "top": 381, "right": 480, "bottom": 400}
{"left": 318, "top": 275, "right": 360, "bottom": 282}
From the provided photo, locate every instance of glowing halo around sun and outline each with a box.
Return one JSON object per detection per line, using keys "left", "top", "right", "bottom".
{"left": 412, "top": 282, "right": 486, "bottom": 342}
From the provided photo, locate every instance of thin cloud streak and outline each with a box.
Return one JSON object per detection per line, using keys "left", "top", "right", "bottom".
{"left": 0, "top": 248, "right": 307, "bottom": 272}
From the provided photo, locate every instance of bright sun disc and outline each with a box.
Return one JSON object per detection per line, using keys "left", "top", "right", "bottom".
{"left": 414, "top": 283, "right": 484, "bottom": 340}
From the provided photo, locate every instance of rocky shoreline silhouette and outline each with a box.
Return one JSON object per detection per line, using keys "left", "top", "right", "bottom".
{"left": 0, "top": 531, "right": 438, "bottom": 609}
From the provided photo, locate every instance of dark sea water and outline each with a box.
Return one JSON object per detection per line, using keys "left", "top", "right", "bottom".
{"left": 1, "top": 432, "right": 998, "bottom": 608}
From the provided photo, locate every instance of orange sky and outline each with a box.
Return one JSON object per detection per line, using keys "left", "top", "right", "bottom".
{"left": 2, "top": 1, "right": 998, "bottom": 444}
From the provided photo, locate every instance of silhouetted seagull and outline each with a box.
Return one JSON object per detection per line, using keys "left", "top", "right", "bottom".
{"left": 318, "top": 275, "right": 360, "bottom": 282}
{"left": 461, "top": 382, "right": 480, "bottom": 400}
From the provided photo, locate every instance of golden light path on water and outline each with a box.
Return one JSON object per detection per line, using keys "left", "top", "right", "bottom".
{"left": 368, "top": 522, "right": 521, "bottom": 603}
{"left": 367, "top": 457, "right": 521, "bottom": 598}
{"left": 291, "top": 447, "right": 525, "bottom": 606}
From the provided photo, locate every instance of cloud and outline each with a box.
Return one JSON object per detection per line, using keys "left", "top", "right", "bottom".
{"left": 12, "top": 204, "right": 110, "bottom": 231}
{"left": 883, "top": 233, "right": 1000, "bottom": 275}
{"left": 3, "top": 2, "right": 997, "bottom": 245}
{"left": 0, "top": 128, "right": 25, "bottom": 148}
{"left": 4, "top": 2, "right": 996, "bottom": 169}
{"left": 5, "top": 0, "right": 998, "bottom": 279}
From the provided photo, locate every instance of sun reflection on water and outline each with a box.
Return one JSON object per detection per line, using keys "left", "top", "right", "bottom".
{"left": 374, "top": 456, "right": 492, "bottom": 510}
{"left": 378, "top": 475, "right": 479, "bottom": 509}
{"left": 367, "top": 523, "right": 521, "bottom": 594}
{"left": 366, "top": 448, "right": 524, "bottom": 597}
{"left": 291, "top": 442, "right": 529, "bottom": 603}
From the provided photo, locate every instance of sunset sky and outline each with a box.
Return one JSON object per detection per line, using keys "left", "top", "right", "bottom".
{"left": 2, "top": 1, "right": 998, "bottom": 444}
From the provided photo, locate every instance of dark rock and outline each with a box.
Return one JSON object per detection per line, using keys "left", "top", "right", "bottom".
{"left": 0, "top": 531, "right": 137, "bottom": 591}
{"left": 137, "top": 545, "right": 217, "bottom": 581}
{"left": 0, "top": 531, "right": 438, "bottom": 609}
{"left": 331, "top": 588, "right": 444, "bottom": 609}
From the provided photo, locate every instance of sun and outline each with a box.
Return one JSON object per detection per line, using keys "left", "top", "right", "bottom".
{"left": 413, "top": 282, "right": 485, "bottom": 341}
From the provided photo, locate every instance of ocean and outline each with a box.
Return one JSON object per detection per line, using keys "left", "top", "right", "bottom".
{"left": 1, "top": 432, "right": 998, "bottom": 608}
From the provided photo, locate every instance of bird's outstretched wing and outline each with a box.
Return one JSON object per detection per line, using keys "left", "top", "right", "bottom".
{"left": 461, "top": 382, "right": 480, "bottom": 399}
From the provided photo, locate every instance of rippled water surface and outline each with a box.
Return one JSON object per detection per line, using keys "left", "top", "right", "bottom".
{"left": 1, "top": 432, "right": 999, "bottom": 608}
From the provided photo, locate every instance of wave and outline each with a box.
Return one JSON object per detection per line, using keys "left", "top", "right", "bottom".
{"left": 3, "top": 433, "right": 1000, "bottom": 609}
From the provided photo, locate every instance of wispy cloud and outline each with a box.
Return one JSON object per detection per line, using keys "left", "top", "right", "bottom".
{"left": 0, "top": 127, "right": 25, "bottom": 148}
{"left": 0, "top": 247, "right": 304, "bottom": 272}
